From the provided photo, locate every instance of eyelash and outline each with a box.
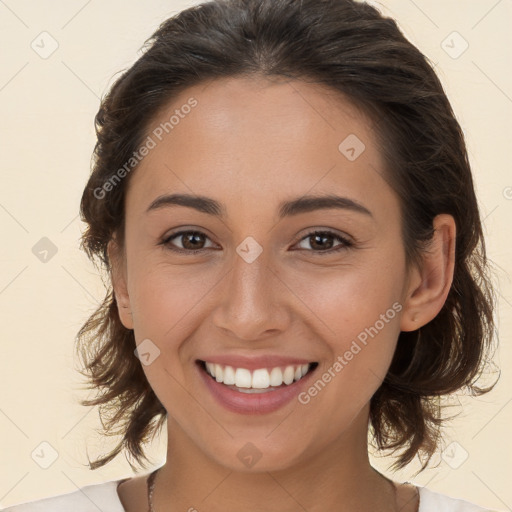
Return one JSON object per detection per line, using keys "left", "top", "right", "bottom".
{"left": 160, "top": 229, "right": 353, "bottom": 256}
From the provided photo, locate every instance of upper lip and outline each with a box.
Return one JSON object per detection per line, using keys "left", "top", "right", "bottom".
{"left": 197, "top": 355, "right": 317, "bottom": 371}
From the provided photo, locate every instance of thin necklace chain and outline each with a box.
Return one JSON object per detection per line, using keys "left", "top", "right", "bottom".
{"left": 147, "top": 467, "right": 416, "bottom": 512}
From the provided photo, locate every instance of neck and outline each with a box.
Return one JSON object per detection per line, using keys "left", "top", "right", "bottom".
{"left": 151, "top": 407, "right": 398, "bottom": 512}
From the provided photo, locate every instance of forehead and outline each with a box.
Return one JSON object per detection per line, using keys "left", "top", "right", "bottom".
{"left": 126, "top": 76, "right": 393, "bottom": 217}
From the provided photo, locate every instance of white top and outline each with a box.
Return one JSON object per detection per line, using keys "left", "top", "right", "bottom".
{"left": 0, "top": 480, "right": 503, "bottom": 512}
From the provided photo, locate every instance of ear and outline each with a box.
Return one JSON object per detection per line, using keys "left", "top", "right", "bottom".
{"left": 107, "top": 237, "right": 134, "bottom": 330}
{"left": 400, "top": 214, "right": 456, "bottom": 332}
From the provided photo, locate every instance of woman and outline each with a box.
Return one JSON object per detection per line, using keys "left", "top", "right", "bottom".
{"left": 3, "top": 0, "right": 502, "bottom": 510}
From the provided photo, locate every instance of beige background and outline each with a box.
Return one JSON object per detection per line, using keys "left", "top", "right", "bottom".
{"left": 0, "top": 0, "right": 511, "bottom": 509}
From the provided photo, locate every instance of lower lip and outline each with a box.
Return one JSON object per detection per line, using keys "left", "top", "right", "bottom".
{"left": 197, "top": 362, "right": 317, "bottom": 415}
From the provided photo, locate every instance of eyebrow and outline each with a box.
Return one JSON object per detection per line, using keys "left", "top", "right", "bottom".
{"left": 146, "top": 193, "right": 373, "bottom": 218}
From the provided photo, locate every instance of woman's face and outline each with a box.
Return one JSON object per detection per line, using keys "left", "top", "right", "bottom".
{"left": 112, "top": 76, "right": 422, "bottom": 471}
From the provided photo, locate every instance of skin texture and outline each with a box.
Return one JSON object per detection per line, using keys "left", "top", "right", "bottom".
{"left": 111, "top": 76, "right": 456, "bottom": 512}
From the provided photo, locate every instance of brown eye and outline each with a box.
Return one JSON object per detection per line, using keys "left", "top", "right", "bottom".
{"left": 294, "top": 230, "right": 353, "bottom": 254}
{"left": 180, "top": 232, "right": 206, "bottom": 250}
{"left": 162, "top": 230, "right": 215, "bottom": 253}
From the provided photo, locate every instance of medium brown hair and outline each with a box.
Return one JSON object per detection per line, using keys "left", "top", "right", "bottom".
{"left": 77, "top": 0, "right": 498, "bottom": 472}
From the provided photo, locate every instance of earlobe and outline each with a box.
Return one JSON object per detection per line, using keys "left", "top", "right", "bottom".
{"left": 107, "top": 238, "right": 134, "bottom": 330}
{"left": 400, "top": 214, "right": 456, "bottom": 332}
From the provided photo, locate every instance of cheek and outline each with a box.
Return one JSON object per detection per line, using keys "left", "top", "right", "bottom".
{"left": 127, "top": 260, "right": 219, "bottom": 335}
{"left": 287, "top": 257, "right": 404, "bottom": 342}
{"left": 297, "top": 304, "right": 402, "bottom": 441}
{"left": 288, "top": 261, "right": 404, "bottom": 404}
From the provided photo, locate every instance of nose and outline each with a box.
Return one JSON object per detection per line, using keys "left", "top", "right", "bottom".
{"left": 211, "top": 248, "right": 291, "bottom": 341}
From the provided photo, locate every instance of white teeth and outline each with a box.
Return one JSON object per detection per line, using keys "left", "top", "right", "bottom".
{"left": 214, "top": 364, "right": 224, "bottom": 383}
{"left": 251, "top": 368, "right": 270, "bottom": 389}
{"left": 235, "top": 368, "right": 252, "bottom": 388}
{"left": 283, "top": 366, "right": 295, "bottom": 385}
{"left": 269, "top": 367, "right": 283, "bottom": 387}
{"left": 204, "top": 361, "right": 313, "bottom": 390}
{"left": 223, "top": 365, "right": 236, "bottom": 385}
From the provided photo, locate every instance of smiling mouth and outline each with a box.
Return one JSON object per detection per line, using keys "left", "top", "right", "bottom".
{"left": 197, "top": 360, "right": 319, "bottom": 393}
